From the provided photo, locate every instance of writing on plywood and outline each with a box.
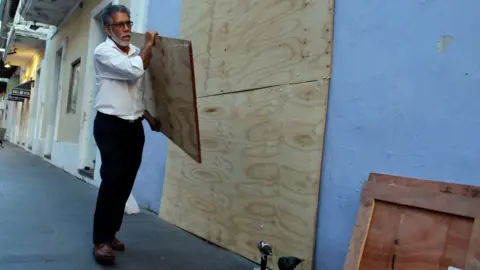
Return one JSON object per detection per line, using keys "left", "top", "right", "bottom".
{"left": 131, "top": 33, "right": 201, "bottom": 163}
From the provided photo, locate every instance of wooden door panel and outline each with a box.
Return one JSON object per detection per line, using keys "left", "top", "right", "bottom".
{"left": 360, "top": 201, "right": 402, "bottom": 270}
{"left": 395, "top": 206, "right": 473, "bottom": 270}
{"left": 360, "top": 201, "right": 473, "bottom": 270}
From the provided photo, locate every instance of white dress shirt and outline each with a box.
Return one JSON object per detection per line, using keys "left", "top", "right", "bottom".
{"left": 93, "top": 37, "right": 145, "bottom": 120}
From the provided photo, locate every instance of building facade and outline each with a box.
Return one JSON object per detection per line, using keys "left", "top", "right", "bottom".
{"left": 2, "top": 0, "right": 479, "bottom": 269}
{"left": 0, "top": 0, "right": 151, "bottom": 214}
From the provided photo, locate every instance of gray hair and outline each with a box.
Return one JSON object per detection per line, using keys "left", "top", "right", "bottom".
{"left": 101, "top": 4, "right": 130, "bottom": 27}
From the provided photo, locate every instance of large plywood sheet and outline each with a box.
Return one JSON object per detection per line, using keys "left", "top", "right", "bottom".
{"left": 131, "top": 33, "right": 201, "bottom": 163}
{"left": 160, "top": 81, "right": 329, "bottom": 269}
{"left": 180, "top": 0, "right": 334, "bottom": 97}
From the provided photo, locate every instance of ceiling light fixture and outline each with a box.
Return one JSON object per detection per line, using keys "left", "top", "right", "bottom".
{"left": 30, "top": 21, "right": 39, "bottom": 31}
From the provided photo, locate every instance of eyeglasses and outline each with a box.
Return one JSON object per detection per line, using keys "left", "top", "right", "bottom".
{"left": 109, "top": 20, "right": 133, "bottom": 29}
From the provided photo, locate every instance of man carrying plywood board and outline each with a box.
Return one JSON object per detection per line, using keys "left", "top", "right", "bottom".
{"left": 91, "top": 4, "right": 161, "bottom": 265}
{"left": 91, "top": 4, "right": 201, "bottom": 266}
{"left": 130, "top": 32, "right": 202, "bottom": 163}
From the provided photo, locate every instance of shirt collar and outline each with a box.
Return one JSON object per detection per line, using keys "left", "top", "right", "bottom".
{"left": 105, "top": 36, "right": 139, "bottom": 56}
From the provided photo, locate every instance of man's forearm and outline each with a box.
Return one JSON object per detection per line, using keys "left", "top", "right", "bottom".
{"left": 140, "top": 44, "right": 153, "bottom": 70}
{"left": 144, "top": 110, "right": 155, "bottom": 123}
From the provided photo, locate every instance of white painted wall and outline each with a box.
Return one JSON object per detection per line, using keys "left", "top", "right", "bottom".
{"left": 26, "top": 0, "right": 108, "bottom": 182}
{"left": 31, "top": 39, "right": 53, "bottom": 156}
{"left": 79, "top": 0, "right": 120, "bottom": 184}
{"left": 6, "top": 0, "right": 106, "bottom": 181}
{"left": 0, "top": 97, "right": 6, "bottom": 129}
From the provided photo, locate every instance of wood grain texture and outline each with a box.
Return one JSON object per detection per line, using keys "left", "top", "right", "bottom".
{"left": 178, "top": 0, "right": 215, "bottom": 98}
{"left": 358, "top": 201, "right": 402, "bottom": 270}
{"left": 206, "top": 0, "right": 334, "bottom": 96}
{"left": 369, "top": 173, "right": 480, "bottom": 198}
{"left": 345, "top": 174, "right": 480, "bottom": 270}
{"left": 362, "top": 181, "right": 480, "bottom": 218}
{"left": 179, "top": 0, "right": 334, "bottom": 97}
{"left": 160, "top": 81, "right": 329, "bottom": 270}
{"left": 344, "top": 192, "right": 376, "bottom": 270}
{"left": 360, "top": 201, "right": 474, "bottom": 270}
{"left": 393, "top": 205, "right": 473, "bottom": 270}
{"left": 131, "top": 33, "right": 201, "bottom": 163}
{"left": 465, "top": 220, "right": 480, "bottom": 269}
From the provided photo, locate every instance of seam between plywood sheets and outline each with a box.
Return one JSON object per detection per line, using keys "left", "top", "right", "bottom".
{"left": 196, "top": 79, "right": 322, "bottom": 99}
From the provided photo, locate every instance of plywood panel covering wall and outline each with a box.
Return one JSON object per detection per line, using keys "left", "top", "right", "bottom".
{"left": 181, "top": 0, "right": 334, "bottom": 98}
{"left": 178, "top": 0, "right": 214, "bottom": 98}
{"left": 159, "top": 0, "right": 334, "bottom": 269}
{"left": 161, "top": 82, "right": 329, "bottom": 269}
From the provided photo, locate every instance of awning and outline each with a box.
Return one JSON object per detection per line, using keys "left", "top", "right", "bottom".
{"left": 21, "top": 0, "right": 81, "bottom": 26}
{"left": 10, "top": 80, "right": 33, "bottom": 98}
{"left": 0, "top": 0, "right": 20, "bottom": 41}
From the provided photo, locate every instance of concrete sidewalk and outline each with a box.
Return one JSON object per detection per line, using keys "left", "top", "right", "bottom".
{"left": 0, "top": 142, "right": 257, "bottom": 270}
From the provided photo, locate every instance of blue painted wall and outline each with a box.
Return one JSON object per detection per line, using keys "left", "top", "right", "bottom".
{"left": 132, "top": 0, "right": 182, "bottom": 213}
{"left": 315, "top": 0, "right": 480, "bottom": 269}
{"left": 133, "top": 0, "right": 480, "bottom": 268}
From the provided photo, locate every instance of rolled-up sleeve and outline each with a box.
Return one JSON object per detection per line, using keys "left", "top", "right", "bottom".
{"left": 94, "top": 46, "right": 144, "bottom": 80}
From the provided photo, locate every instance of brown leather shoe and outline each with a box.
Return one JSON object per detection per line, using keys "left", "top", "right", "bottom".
{"left": 112, "top": 238, "right": 125, "bottom": 251}
{"left": 93, "top": 243, "right": 115, "bottom": 264}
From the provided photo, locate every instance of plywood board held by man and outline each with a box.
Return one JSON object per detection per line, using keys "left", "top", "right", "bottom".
{"left": 131, "top": 32, "right": 202, "bottom": 163}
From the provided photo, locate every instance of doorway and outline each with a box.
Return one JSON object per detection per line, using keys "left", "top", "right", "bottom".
{"left": 88, "top": 5, "right": 109, "bottom": 165}
{"left": 21, "top": 98, "right": 29, "bottom": 146}
{"left": 28, "top": 68, "right": 41, "bottom": 149}
{"left": 78, "top": 0, "right": 114, "bottom": 177}
{"left": 33, "top": 68, "right": 42, "bottom": 140}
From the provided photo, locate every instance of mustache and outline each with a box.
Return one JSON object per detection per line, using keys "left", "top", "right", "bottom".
{"left": 121, "top": 34, "right": 131, "bottom": 38}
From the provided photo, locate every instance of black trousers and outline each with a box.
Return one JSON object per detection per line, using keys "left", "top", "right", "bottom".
{"left": 92, "top": 111, "right": 145, "bottom": 244}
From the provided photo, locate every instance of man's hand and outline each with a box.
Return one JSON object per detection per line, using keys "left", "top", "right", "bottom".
{"left": 140, "top": 30, "right": 159, "bottom": 70}
{"left": 145, "top": 31, "right": 159, "bottom": 48}
{"left": 144, "top": 110, "right": 161, "bottom": 132}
